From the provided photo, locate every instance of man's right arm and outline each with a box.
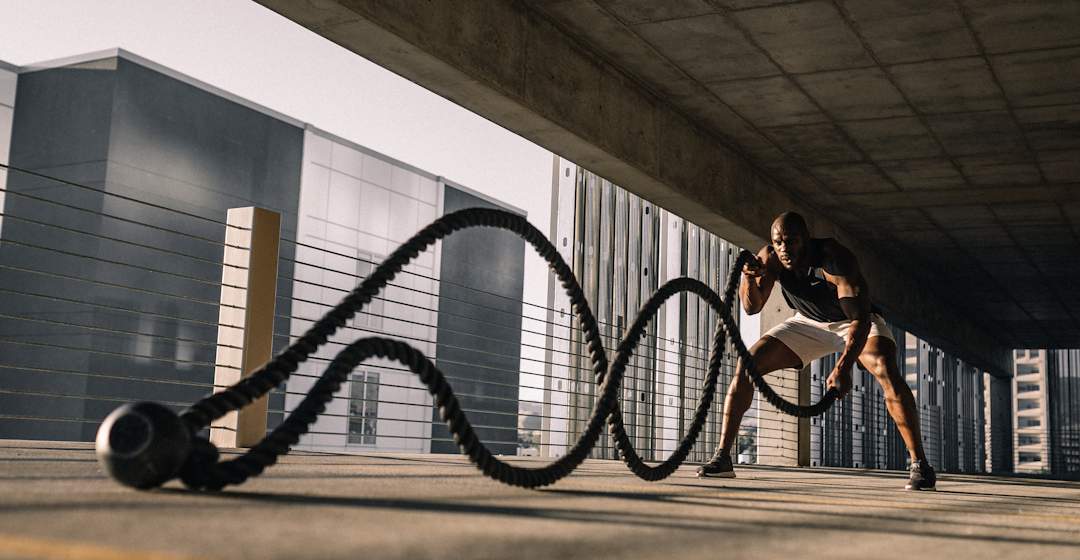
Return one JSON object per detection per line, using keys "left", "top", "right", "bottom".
{"left": 739, "top": 246, "right": 776, "bottom": 315}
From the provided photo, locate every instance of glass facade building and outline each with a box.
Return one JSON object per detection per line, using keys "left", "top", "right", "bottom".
{"left": 288, "top": 127, "right": 526, "bottom": 454}
{"left": 548, "top": 159, "right": 992, "bottom": 474}
{"left": 544, "top": 157, "right": 742, "bottom": 463}
{"left": 0, "top": 50, "right": 525, "bottom": 454}
{"left": 0, "top": 52, "right": 305, "bottom": 441}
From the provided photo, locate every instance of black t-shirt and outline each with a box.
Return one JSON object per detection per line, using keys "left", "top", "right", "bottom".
{"left": 777, "top": 238, "right": 880, "bottom": 323}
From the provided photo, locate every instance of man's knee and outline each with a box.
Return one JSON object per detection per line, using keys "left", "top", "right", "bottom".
{"left": 745, "top": 335, "right": 802, "bottom": 373}
{"left": 732, "top": 361, "right": 753, "bottom": 387}
{"left": 862, "top": 354, "right": 891, "bottom": 378}
{"left": 867, "top": 361, "right": 911, "bottom": 401}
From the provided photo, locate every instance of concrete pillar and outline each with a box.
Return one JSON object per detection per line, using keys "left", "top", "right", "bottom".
{"left": 210, "top": 207, "right": 281, "bottom": 448}
{"left": 798, "top": 359, "right": 811, "bottom": 467}
{"left": 987, "top": 374, "right": 1015, "bottom": 473}
{"left": 753, "top": 287, "right": 807, "bottom": 467}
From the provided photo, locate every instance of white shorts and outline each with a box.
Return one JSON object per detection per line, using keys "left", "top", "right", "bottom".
{"left": 763, "top": 312, "right": 894, "bottom": 367}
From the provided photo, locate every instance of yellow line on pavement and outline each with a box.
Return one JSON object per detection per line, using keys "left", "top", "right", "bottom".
{"left": 0, "top": 533, "right": 218, "bottom": 560}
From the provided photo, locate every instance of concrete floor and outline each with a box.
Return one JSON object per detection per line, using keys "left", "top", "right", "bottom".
{"left": 2, "top": 440, "right": 1079, "bottom": 560}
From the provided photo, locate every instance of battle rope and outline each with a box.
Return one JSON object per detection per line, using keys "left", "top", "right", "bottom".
{"left": 97, "top": 207, "right": 838, "bottom": 491}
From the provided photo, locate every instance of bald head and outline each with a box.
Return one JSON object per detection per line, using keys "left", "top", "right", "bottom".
{"left": 772, "top": 212, "right": 809, "bottom": 237}
{"left": 770, "top": 212, "right": 811, "bottom": 270}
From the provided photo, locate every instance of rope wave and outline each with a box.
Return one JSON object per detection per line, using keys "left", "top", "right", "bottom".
{"left": 174, "top": 208, "right": 837, "bottom": 490}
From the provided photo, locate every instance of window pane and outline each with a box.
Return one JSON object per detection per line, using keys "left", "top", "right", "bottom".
{"left": 348, "top": 371, "right": 376, "bottom": 445}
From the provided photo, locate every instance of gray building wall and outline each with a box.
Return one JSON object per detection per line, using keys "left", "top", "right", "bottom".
{"left": 0, "top": 50, "right": 528, "bottom": 454}
{"left": 0, "top": 55, "right": 302, "bottom": 441}
{"left": 430, "top": 186, "right": 525, "bottom": 455}
{"left": 286, "top": 127, "right": 443, "bottom": 454}
{"left": 545, "top": 159, "right": 741, "bottom": 462}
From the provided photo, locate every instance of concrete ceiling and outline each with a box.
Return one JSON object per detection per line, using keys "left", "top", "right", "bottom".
{"left": 256, "top": 0, "right": 1080, "bottom": 363}
{"left": 524, "top": 0, "right": 1080, "bottom": 351}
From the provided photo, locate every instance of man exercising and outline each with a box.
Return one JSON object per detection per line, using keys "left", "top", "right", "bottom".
{"left": 697, "top": 212, "right": 936, "bottom": 490}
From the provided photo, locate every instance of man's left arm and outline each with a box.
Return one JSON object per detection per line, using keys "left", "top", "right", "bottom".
{"left": 823, "top": 242, "right": 872, "bottom": 398}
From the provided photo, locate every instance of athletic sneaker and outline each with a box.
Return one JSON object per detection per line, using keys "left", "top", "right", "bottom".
{"left": 696, "top": 450, "right": 735, "bottom": 478}
{"left": 905, "top": 460, "right": 936, "bottom": 491}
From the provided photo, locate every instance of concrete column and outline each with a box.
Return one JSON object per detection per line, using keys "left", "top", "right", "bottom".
{"left": 798, "top": 359, "right": 811, "bottom": 467}
{"left": 753, "top": 287, "right": 806, "bottom": 467}
{"left": 210, "top": 207, "right": 281, "bottom": 448}
{"left": 987, "top": 374, "right": 1015, "bottom": 473}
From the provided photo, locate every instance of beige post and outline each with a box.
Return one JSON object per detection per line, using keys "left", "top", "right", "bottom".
{"left": 798, "top": 359, "right": 811, "bottom": 467}
{"left": 211, "top": 207, "right": 281, "bottom": 448}
{"left": 754, "top": 287, "right": 808, "bottom": 466}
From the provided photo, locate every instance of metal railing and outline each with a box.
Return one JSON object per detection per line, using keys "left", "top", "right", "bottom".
{"left": 265, "top": 235, "right": 755, "bottom": 459}
{"left": 0, "top": 164, "right": 995, "bottom": 474}
{"left": 0, "top": 164, "right": 758, "bottom": 464}
{"left": 0, "top": 165, "right": 235, "bottom": 441}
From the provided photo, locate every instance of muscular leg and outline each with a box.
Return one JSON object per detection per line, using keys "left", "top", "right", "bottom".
{"left": 859, "top": 336, "right": 927, "bottom": 463}
{"left": 717, "top": 335, "right": 803, "bottom": 454}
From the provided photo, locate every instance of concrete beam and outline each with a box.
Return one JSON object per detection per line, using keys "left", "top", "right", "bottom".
{"left": 254, "top": 0, "right": 1011, "bottom": 376}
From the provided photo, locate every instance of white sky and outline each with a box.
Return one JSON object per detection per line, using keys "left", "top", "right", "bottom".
{"left": 0, "top": 0, "right": 562, "bottom": 397}
{"left": 0, "top": 0, "right": 554, "bottom": 226}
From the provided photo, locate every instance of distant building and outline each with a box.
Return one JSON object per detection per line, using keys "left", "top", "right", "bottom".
{"left": 1014, "top": 349, "right": 1080, "bottom": 475}
{"left": 544, "top": 156, "right": 742, "bottom": 463}
{"left": 288, "top": 128, "right": 525, "bottom": 454}
{"left": 0, "top": 49, "right": 524, "bottom": 455}
{"left": 547, "top": 157, "right": 989, "bottom": 474}
{"left": 1013, "top": 350, "right": 1049, "bottom": 472}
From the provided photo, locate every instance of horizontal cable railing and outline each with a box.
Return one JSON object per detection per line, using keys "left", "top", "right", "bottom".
{"left": 0, "top": 166, "right": 240, "bottom": 439}
{"left": 270, "top": 302, "right": 754, "bottom": 458}
{"left": 1, "top": 165, "right": 736, "bottom": 457}
{"left": 278, "top": 249, "right": 735, "bottom": 368}
{"left": 0, "top": 163, "right": 909, "bottom": 472}
{"left": 266, "top": 227, "right": 767, "bottom": 461}
{"left": 272, "top": 300, "right": 728, "bottom": 394}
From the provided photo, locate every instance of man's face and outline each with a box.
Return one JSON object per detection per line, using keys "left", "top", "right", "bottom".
{"left": 772, "top": 225, "right": 809, "bottom": 270}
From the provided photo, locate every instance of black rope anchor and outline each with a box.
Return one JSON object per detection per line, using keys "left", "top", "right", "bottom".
{"left": 95, "top": 208, "right": 838, "bottom": 490}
